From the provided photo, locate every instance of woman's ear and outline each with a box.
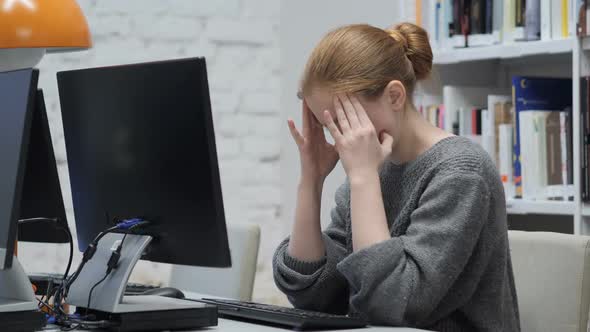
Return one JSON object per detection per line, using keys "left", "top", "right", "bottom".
{"left": 384, "top": 80, "right": 406, "bottom": 112}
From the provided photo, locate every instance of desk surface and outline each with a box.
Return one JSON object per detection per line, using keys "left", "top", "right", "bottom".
{"left": 46, "top": 319, "right": 429, "bottom": 332}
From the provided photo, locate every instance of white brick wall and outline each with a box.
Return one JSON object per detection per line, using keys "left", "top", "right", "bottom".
{"left": 17, "top": 0, "right": 287, "bottom": 305}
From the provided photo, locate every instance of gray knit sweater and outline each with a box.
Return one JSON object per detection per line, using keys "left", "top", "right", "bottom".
{"left": 273, "top": 136, "right": 520, "bottom": 331}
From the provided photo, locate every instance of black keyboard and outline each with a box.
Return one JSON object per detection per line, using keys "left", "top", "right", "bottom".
{"left": 195, "top": 298, "right": 367, "bottom": 330}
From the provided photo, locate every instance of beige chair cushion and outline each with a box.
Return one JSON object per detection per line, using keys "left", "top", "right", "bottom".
{"left": 509, "top": 231, "right": 590, "bottom": 332}
{"left": 168, "top": 223, "right": 260, "bottom": 301}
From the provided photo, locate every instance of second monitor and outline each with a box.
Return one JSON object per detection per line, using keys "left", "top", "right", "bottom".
{"left": 57, "top": 57, "right": 231, "bottom": 268}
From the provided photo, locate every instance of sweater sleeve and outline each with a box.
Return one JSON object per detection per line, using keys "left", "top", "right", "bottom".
{"left": 272, "top": 184, "right": 350, "bottom": 314}
{"left": 336, "top": 172, "right": 491, "bottom": 326}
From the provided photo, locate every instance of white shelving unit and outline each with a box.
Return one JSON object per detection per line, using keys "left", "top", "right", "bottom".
{"left": 433, "top": 39, "right": 573, "bottom": 65}
{"left": 427, "top": 36, "right": 590, "bottom": 234}
{"left": 506, "top": 199, "right": 576, "bottom": 216}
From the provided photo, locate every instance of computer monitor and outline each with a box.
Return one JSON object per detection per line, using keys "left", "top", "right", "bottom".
{"left": 56, "top": 57, "right": 231, "bottom": 268}
{"left": 0, "top": 68, "right": 46, "bottom": 332}
{"left": 0, "top": 69, "right": 39, "bottom": 270}
{"left": 17, "top": 89, "right": 69, "bottom": 244}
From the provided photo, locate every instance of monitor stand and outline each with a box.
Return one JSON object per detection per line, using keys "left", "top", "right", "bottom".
{"left": 0, "top": 254, "right": 46, "bottom": 332}
{"left": 67, "top": 233, "right": 217, "bottom": 331}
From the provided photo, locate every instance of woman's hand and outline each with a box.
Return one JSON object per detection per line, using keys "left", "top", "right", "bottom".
{"left": 288, "top": 100, "right": 339, "bottom": 183}
{"left": 324, "top": 94, "right": 393, "bottom": 183}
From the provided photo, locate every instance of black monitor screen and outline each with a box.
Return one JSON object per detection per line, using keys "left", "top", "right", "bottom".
{"left": 0, "top": 69, "right": 38, "bottom": 270}
{"left": 18, "top": 90, "right": 69, "bottom": 243}
{"left": 57, "top": 58, "right": 231, "bottom": 268}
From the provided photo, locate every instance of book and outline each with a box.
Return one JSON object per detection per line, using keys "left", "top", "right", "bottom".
{"left": 562, "top": 0, "right": 569, "bottom": 37}
{"left": 481, "top": 109, "right": 493, "bottom": 157}
{"left": 503, "top": 0, "right": 516, "bottom": 42}
{"left": 582, "top": 78, "right": 589, "bottom": 201}
{"left": 459, "top": 107, "right": 471, "bottom": 136}
{"left": 552, "top": 0, "right": 564, "bottom": 38}
{"left": 545, "top": 112, "right": 564, "bottom": 199}
{"left": 484, "top": 95, "right": 512, "bottom": 165}
{"left": 577, "top": 0, "right": 587, "bottom": 36}
{"left": 559, "top": 111, "right": 573, "bottom": 200}
{"left": 499, "top": 124, "right": 514, "bottom": 197}
{"left": 541, "top": 0, "right": 552, "bottom": 40}
{"left": 512, "top": 76, "right": 573, "bottom": 199}
{"left": 470, "top": 0, "right": 485, "bottom": 34}
{"left": 514, "top": 0, "right": 526, "bottom": 39}
{"left": 472, "top": 108, "right": 483, "bottom": 135}
{"left": 524, "top": 0, "right": 541, "bottom": 40}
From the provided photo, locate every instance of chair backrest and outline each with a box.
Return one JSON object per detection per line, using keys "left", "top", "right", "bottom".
{"left": 168, "top": 223, "right": 260, "bottom": 301}
{"left": 508, "top": 230, "right": 590, "bottom": 332}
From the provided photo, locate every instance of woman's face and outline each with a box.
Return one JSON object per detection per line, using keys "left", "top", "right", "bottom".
{"left": 305, "top": 88, "right": 400, "bottom": 144}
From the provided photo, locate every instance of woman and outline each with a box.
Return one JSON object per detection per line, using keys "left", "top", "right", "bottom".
{"left": 272, "top": 22, "right": 520, "bottom": 331}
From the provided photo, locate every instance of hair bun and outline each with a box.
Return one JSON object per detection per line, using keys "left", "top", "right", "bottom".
{"left": 387, "top": 23, "right": 433, "bottom": 80}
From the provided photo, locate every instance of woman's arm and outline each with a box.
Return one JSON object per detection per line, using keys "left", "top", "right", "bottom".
{"left": 349, "top": 173, "right": 391, "bottom": 252}
{"left": 273, "top": 183, "right": 351, "bottom": 314}
{"left": 286, "top": 177, "right": 326, "bottom": 261}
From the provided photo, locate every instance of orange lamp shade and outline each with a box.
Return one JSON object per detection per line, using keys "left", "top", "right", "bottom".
{"left": 0, "top": 0, "right": 92, "bottom": 50}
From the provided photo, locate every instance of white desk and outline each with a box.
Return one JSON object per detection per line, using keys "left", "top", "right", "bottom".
{"left": 46, "top": 320, "right": 429, "bottom": 332}
{"left": 43, "top": 291, "right": 430, "bottom": 331}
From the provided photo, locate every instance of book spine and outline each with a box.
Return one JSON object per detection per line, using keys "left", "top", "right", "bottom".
{"left": 525, "top": 0, "right": 541, "bottom": 40}
{"left": 541, "top": 0, "right": 552, "bottom": 40}
{"left": 577, "top": 0, "right": 586, "bottom": 36}
{"left": 486, "top": 0, "right": 493, "bottom": 33}
{"left": 512, "top": 80, "right": 522, "bottom": 198}
{"left": 481, "top": 109, "right": 492, "bottom": 157}
{"left": 515, "top": 0, "right": 523, "bottom": 27}
{"left": 583, "top": 111, "right": 589, "bottom": 202}
{"left": 560, "top": 112, "right": 569, "bottom": 200}
{"left": 417, "top": 0, "right": 423, "bottom": 26}
{"left": 583, "top": 78, "right": 590, "bottom": 201}
{"left": 504, "top": 0, "right": 515, "bottom": 41}
{"left": 552, "top": 0, "right": 563, "bottom": 38}
{"left": 474, "top": 108, "right": 478, "bottom": 134}
{"left": 500, "top": 124, "right": 514, "bottom": 198}
{"left": 561, "top": 0, "right": 569, "bottom": 38}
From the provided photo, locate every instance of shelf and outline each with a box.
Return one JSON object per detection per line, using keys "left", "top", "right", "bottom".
{"left": 433, "top": 39, "right": 573, "bottom": 65}
{"left": 506, "top": 199, "right": 575, "bottom": 216}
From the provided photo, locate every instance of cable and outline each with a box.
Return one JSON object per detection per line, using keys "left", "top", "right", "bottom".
{"left": 84, "top": 273, "right": 109, "bottom": 317}
{"left": 55, "top": 224, "right": 74, "bottom": 282}
{"left": 85, "top": 232, "right": 128, "bottom": 316}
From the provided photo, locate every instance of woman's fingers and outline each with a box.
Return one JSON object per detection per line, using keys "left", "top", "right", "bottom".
{"left": 324, "top": 110, "right": 343, "bottom": 143}
{"left": 333, "top": 96, "right": 351, "bottom": 134}
{"left": 288, "top": 119, "right": 305, "bottom": 147}
{"left": 339, "top": 94, "right": 361, "bottom": 129}
{"left": 350, "top": 95, "right": 371, "bottom": 127}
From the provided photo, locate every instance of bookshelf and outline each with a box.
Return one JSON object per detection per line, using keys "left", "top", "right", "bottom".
{"left": 433, "top": 39, "right": 574, "bottom": 64}
{"left": 506, "top": 199, "right": 576, "bottom": 216}
{"left": 413, "top": 0, "right": 590, "bottom": 234}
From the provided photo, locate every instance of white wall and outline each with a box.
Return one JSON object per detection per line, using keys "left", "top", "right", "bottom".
{"left": 280, "top": 1, "right": 403, "bottom": 230}
{"left": 17, "top": 0, "right": 283, "bottom": 304}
